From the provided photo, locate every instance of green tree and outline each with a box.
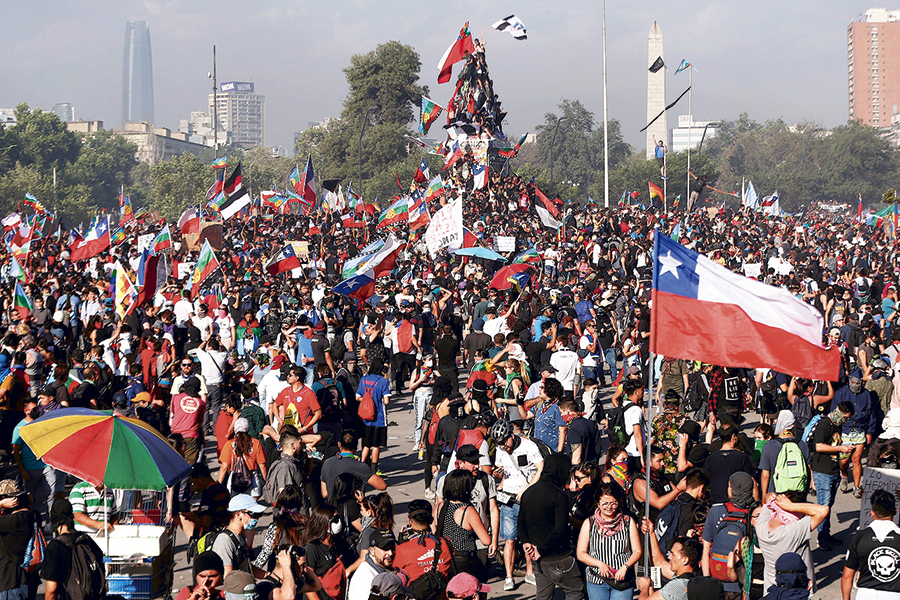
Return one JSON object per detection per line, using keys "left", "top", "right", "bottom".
{"left": 149, "top": 152, "right": 209, "bottom": 219}
{"left": 9, "top": 103, "right": 79, "bottom": 173}
{"left": 63, "top": 130, "right": 139, "bottom": 213}
{"left": 341, "top": 41, "right": 428, "bottom": 125}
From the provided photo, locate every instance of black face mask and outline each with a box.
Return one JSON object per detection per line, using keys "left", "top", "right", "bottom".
{"left": 28, "top": 407, "right": 41, "bottom": 420}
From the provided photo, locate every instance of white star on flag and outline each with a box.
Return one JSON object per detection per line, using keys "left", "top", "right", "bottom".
{"left": 659, "top": 251, "right": 682, "bottom": 279}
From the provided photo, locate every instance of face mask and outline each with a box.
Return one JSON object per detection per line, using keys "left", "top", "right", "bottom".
{"left": 849, "top": 380, "right": 862, "bottom": 394}
{"left": 28, "top": 407, "right": 41, "bottom": 420}
{"left": 330, "top": 520, "right": 343, "bottom": 535}
{"left": 882, "top": 460, "right": 898, "bottom": 469}
{"left": 830, "top": 409, "right": 849, "bottom": 426}
{"left": 424, "top": 360, "right": 433, "bottom": 368}
{"left": 246, "top": 517, "right": 259, "bottom": 530}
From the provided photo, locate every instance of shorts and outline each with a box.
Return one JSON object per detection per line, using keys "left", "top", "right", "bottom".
{"left": 843, "top": 429, "right": 867, "bottom": 446}
{"left": 363, "top": 425, "right": 388, "bottom": 449}
{"left": 499, "top": 503, "right": 519, "bottom": 541}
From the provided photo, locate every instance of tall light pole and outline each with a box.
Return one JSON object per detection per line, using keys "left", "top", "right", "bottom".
{"left": 209, "top": 46, "right": 218, "bottom": 157}
{"left": 359, "top": 106, "right": 379, "bottom": 191}
{"left": 602, "top": 0, "right": 610, "bottom": 208}
{"left": 550, "top": 116, "right": 567, "bottom": 190}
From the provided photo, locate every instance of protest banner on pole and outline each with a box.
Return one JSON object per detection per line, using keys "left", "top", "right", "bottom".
{"left": 494, "top": 236, "right": 516, "bottom": 253}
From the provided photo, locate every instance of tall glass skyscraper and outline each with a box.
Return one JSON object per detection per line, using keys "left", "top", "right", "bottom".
{"left": 121, "top": 21, "right": 154, "bottom": 126}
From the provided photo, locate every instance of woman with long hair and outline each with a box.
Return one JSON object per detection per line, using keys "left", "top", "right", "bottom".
{"left": 570, "top": 461, "right": 603, "bottom": 529}
{"left": 496, "top": 357, "right": 530, "bottom": 420}
{"left": 218, "top": 418, "right": 268, "bottom": 498}
{"left": 350, "top": 492, "right": 394, "bottom": 573}
{"left": 305, "top": 505, "right": 348, "bottom": 600}
{"left": 409, "top": 353, "right": 436, "bottom": 458}
{"left": 600, "top": 445, "right": 631, "bottom": 494}
{"left": 576, "top": 482, "right": 642, "bottom": 600}
{"left": 252, "top": 485, "right": 308, "bottom": 572}
{"left": 436, "top": 469, "right": 492, "bottom": 580}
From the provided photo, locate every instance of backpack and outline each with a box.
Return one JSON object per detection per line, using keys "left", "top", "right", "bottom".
{"left": 228, "top": 449, "right": 253, "bottom": 494}
{"left": 331, "top": 330, "right": 349, "bottom": 363}
{"left": 772, "top": 439, "right": 808, "bottom": 493}
{"left": 857, "top": 278, "right": 871, "bottom": 302}
{"left": 607, "top": 401, "right": 636, "bottom": 447}
{"left": 802, "top": 414, "right": 824, "bottom": 448}
{"left": 682, "top": 374, "right": 709, "bottom": 413}
{"left": 407, "top": 534, "right": 448, "bottom": 600}
{"left": 525, "top": 433, "right": 555, "bottom": 459}
{"left": 708, "top": 503, "right": 750, "bottom": 581}
{"left": 655, "top": 496, "right": 692, "bottom": 555}
{"left": 358, "top": 381, "right": 377, "bottom": 422}
{"left": 22, "top": 519, "right": 46, "bottom": 573}
{"left": 190, "top": 528, "right": 244, "bottom": 565}
{"left": 58, "top": 533, "right": 106, "bottom": 600}
{"left": 791, "top": 394, "right": 813, "bottom": 430}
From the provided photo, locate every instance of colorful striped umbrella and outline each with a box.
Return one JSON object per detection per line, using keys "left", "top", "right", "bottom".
{"left": 19, "top": 408, "right": 191, "bottom": 490}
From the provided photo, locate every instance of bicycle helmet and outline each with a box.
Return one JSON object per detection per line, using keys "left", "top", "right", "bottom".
{"left": 490, "top": 419, "right": 513, "bottom": 444}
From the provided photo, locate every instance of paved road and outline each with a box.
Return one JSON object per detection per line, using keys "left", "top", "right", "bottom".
{"left": 165, "top": 377, "right": 863, "bottom": 600}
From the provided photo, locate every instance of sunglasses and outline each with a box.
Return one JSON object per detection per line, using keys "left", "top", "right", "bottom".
{"left": 182, "top": 363, "right": 193, "bottom": 367}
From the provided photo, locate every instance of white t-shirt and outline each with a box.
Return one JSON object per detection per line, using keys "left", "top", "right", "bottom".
{"left": 550, "top": 350, "right": 580, "bottom": 391}
{"left": 173, "top": 299, "right": 193, "bottom": 326}
{"left": 191, "top": 315, "right": 214, "bottom": 340}
{"left": 579, "top": 335, "right": 598, "bottom": 367}
{"left": 623, "top": 402, "right": 644, "bottom": 457}
{"left": 494, "top": 437, "right": 543, "bottom": 496}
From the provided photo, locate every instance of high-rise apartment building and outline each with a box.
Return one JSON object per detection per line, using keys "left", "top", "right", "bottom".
{"left": 121, "top": 21, "right": 155, "bottom": 126}
{"left": 209, "top": 81, "right": 265, "bottom": 148}
{"left": 848, "top": 8, "right": 900, "bottom": 127}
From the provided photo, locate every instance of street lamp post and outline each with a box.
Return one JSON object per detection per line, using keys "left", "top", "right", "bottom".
{"left": 359, "top": 106, "right": 379, "bottom": 191}
{"left": 550, "top": 116, "right": 567, "bottom": 190}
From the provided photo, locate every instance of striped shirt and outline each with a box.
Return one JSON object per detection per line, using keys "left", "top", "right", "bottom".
{"left": 69, "top": 482, "right": 118, "bottom": 532}
{"left": 585, "top": 515, "right": 632, "bottom": 584}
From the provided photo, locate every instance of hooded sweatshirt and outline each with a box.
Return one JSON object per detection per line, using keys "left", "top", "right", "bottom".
{"left": 517, "top": 453, "right": 572, "bottom": 559}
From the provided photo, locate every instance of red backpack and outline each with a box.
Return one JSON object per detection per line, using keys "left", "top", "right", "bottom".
{"left": 358, "top": 381, "right": 376, "bottom": 421}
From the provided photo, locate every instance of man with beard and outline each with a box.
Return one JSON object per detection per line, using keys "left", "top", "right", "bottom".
{"left": 347, "top": 530, "right": 398, "bottom": 600}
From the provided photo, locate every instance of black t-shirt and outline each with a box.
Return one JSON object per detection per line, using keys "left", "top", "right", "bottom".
{"left": 810, "top": 417, "right": 841, "bottom": 476}
{"left": 595, "top": 313, "right": 616, "bottom": 349}
{"left": 702, "top": 449, "right": 755, "bottom": 504}
{"left": 462, "top": 332, "right": 492, "bottom": 367}
{"left": 566, "top": 417, "right": 599, "bottom": 463}
{"left": 0, "top": 510, "right": 34, "bottom": 590}
{"left": 434, "top": 336, "right": 459, "bottom": 369}
{"left": 199, "top": 482, "right": 231, "bottom": 530}
{"left": 310, "top": 335, "right": 331, "bottom": 366}
{"left": 40, "top": 537, "right": 72, "bottom": 589}
{"left": 846, "top": 523, "right": 900, "bottom": 592}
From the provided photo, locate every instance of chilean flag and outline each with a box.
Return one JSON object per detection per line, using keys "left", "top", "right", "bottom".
{"left": 265, "top": 244, "right": 302, "bottom": 275}
{"left": 69, "top": 216, "right": 110, "bottom": 262}
{"left": 299, "top": 155, "right": 316, "bottom": 205}
{"left": 332, "top": 268, "right": 376, "bottom": 303}
{"left": 414, "top": 158, "right": 430, "bottom": 184}
{"left": 437, "top": 23, "right": 475, "bottom": 84}
{"left": 650, "top": 230, "right": 839, "bottom": 381}
{"left": 178, "top": 207, "right": 201, "bottom": 234}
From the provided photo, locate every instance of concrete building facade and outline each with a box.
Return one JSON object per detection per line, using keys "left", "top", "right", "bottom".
{"left": 671, "top": 115, "right": 718, "bottom": 152}
{"left": 209, "top": 81, "right": 265, "bottom": 148}
{"left": 116, "top": 122, "right": 207, "bottom": 165}
{"left": 848, "top": 8, "right": 900, "bottom": 127}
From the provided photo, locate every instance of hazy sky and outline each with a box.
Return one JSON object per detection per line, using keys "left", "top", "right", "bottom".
{"left": 0, "top": 1, "right": 878, "bottom": 153}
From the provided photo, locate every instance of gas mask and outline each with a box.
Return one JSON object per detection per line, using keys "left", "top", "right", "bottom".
{"left": 849, "top": 378, "right": 863, "bottom": 394}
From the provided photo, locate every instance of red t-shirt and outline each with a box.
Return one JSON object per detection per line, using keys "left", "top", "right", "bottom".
{"left": 275, "top": 385, "right": 320, "bottom": 428}
{"left": 170, "top": 393, "right": 206, "bottom": 438}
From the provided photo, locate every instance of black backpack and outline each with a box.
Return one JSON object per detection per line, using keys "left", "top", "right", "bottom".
{"left": 330, "top": 330, "right": 348, "bottom": 363}
{"left": 408, "top": 534, "right": 449, "bottom": 600}
{"left": 315, "top": 380, "right": 343, "bottom": 422}
{"left": 607, "top": 400, "right": 636, "bottom": 447}
{"left": 682, "top": 374, "right": 709, "bottom": 413}
{"left": 57, "top": 533, "right": 106, "bottom": 600}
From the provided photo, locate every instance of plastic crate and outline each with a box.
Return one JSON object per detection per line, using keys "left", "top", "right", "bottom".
{"left": 107, "top": 574, "right": 152, "bottom": 600}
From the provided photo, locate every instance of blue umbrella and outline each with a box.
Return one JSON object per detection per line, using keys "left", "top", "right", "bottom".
{"left": 451, "top": 247, "right": 507, "bottom": 261}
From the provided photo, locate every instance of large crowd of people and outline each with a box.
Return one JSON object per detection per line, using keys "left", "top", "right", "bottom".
{"left": 0, "top": 40, "right": 898, "bottom": 600}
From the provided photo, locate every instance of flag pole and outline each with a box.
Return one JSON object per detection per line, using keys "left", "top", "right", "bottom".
{"left": 686, "top": 67, "right": 692, "bottom": 216}
{"left": 645, "top": 227, "right": 660, "bottom": 576}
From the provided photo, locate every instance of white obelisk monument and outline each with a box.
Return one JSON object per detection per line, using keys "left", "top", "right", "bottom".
{"left": 646, "top": 21, "right": 666, "bottom": 159}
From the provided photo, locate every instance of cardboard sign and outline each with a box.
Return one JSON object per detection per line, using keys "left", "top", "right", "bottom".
{"left": 494, "top": 236, "right": 516, "bottom": 253}
{"left": 859, "top": 467, "right": 900, "bottom": 529}
{"left": 287, "top": 241, "right": 309, "bottom": 260}
{"left": 425, "top": 199, "right": 463, "bottom": 257}
{"left": 743, "top": 263, "right": 762, "bottom": 279}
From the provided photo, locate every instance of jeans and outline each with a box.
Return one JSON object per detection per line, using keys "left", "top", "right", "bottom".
{"left": 535, "top": 553, "right": 585, "bottom": 600}
{"left": 412, "top": 387, "right": 432, "bottom": 447}
{"left": 586, "top": 581, "right": 632, "bottom": 600}
{"left": 0, "top": 582, "right": 28, "bottom": 600}
{"left": 604, "top": 348, "right": 618, "bottom": 384}
{"left": 582, "top": 366, "right": 598, "bottom": 384}
{"left": 813, "top": 471, "right": 839, "bottom": 535}
{"left": 24, "top": 466, "right": 53, "bottom": 523}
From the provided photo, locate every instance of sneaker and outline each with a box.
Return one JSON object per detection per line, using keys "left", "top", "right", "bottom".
{"left": 661, "top": 176, "right": 669, "bottom": 180}
{"left": 524, "top": 574, "right": 536, "bottom": 586}
{"left": 818, "top": 536, "right": 833, "bottom": 552}
{"left": 375, "top": 469, "right": 385, "bottom": 477}
{"left": 853, "top": 486, "right": 863, "bottom": 499}
{"left": 503, "top": 578, "right": 515, "bottom": 591}
{"left": 424, "top": 488, "right": 436, "bottom": 500}
{"left": 840, "top": 476, "right": 850, "bottom": 492}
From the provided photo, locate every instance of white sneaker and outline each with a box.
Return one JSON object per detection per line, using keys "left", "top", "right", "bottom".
{"left": 503, "top": 578, "right": 515, "bottom": 591}
{"left": 524, "top": 574, "right": 536, "bottom": 586}
{"left": 424, "top": 488, "right": 436, "bottom": 500}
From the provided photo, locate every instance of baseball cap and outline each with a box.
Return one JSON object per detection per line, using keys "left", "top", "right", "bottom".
{"left": 369, "top": 529, "right": 397, "bottom": 549}
{"left": 371, "top": 573, "right": 411, "bottom": 598}
{"left": 627, "top": 365, "right": 641, "bottom": 376}
{"left": 233, "top": 418, "right": 250, "bottom": 434}
{"left": 407, "top": 499, "right": 434, "bottom": 525}
{"left": 457, "top": 444, "right": 481, "bottom": 464}
{"left": 38, "top": 386, "right": 55, "bottom": 398}
{"left": 50, "top": 498, "right": 74, "bottom": 528}
{"left": 227, "top": 494, "right": 267, "bottom": 514}
{"left": 224, "top": 571, "right": 258, "bottom": 600}
{"left": 472, "top": 318, "right": 485, "bottom": 331}
{"left": 446, "top": 574, "right": 491, "bottom": 598}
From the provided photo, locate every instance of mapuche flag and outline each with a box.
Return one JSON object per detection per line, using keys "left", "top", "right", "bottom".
{"left": 377, "top": 196, "right": 409, "bottom": 229}
{"left": 191, "top": 240, "right": 220, "bottom": 298}
{"left": 419, "top": 97, "right": 443, "bottom": 135}
{"left": 13, "top": 281, "right": 31, "bottom": 320}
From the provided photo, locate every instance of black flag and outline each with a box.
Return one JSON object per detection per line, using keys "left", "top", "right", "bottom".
{"left": 648, "top": 57, "right": 665, "bottom": 73}
{"left": 640, "top": 86, "right": 691, "bottom": 132}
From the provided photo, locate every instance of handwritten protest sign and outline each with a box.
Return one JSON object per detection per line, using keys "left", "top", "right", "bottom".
{"left": 859, "top": 467, "right": 900, "bottom": 529}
